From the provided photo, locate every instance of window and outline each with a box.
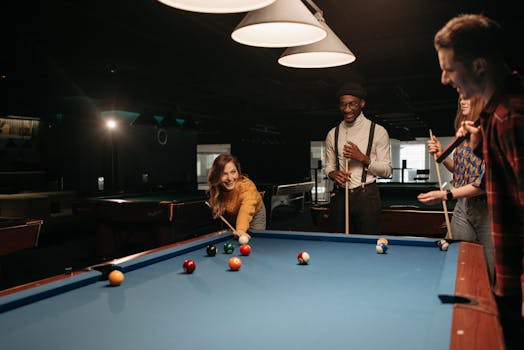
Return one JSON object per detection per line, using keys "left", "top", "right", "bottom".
{"left": 310, "top": 141, "right": 329, "bottom": 202}
{"left": 197, "top": 144, "right": 231, "bottom": 190}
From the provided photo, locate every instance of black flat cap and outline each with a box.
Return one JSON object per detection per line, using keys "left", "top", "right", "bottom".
{"left": 336, "top": 82, "right": 367, "bottom": 99}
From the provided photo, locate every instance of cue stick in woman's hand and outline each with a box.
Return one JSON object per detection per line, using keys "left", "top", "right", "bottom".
{"left": 205, "top": 201, "right": 236, "bottom": 232}
{"left": 429, "top": 130, "right": 453, "bottom": 240}
{"left": 345, "top": 159, "right": 350, "bottom": 235}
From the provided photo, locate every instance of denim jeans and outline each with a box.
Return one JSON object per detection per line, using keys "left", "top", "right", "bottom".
{"left": 249, "top": 201, "right": 267, "bottom": 230}
{"left": 450, "top": 196, "right": 493, "bottom": 282}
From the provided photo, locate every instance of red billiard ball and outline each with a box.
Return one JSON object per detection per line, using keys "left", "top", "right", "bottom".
{"left": 108, "top": 270, "right": 124, "bottom": 286}
{"left": 183, "top": 259, "right": 196, "bottom": 273}
{"left": 239, "top": 244, "right": 251, "bottom": 256}
{"left": 228, "top": 257, "right": 242, "bottom": 271}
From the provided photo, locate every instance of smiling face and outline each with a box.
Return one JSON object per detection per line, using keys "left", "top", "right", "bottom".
{"left": 339, "top": 95, "right": 365, "bottom": 124}
{"left": 220, "top": 161, "right": 239, "bottom": 191}
{"left": 459, "top": 97, "right": 471, "bottom": 116}
{"left": 437, "top": 47, "right": 481, "bottom": 100}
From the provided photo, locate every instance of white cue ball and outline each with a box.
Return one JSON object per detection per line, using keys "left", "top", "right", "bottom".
{"left": 238, "top": 235, "right": 250, "bottom": 245}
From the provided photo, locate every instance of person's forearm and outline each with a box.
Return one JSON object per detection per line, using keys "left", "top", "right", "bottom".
{"left": 449, "top": 184, "right": 485, "bottom": 199}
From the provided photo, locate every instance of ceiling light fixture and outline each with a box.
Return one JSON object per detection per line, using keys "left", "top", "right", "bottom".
{"left": 131, "top": 111, "right": 159, "bottom": 127}
{"left": 156, "top": 0, "right": 276, "bottom": 14}
{"left": 278, "top": 1, "right": 356, "bottom": 68}
{"left": 231, "top": 0, "right": 327, "bottom": 48}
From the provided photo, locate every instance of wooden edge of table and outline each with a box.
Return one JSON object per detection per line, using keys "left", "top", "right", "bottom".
{"left": 450, "top": 242, "right": 505, "bottom": 350}
{"left": 0, "top": 229, "right": 230, "bottom": 297}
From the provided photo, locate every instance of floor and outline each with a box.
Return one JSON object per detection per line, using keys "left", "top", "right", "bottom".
{"left": 0, "top": 202, "right": 326, "bottom": 291}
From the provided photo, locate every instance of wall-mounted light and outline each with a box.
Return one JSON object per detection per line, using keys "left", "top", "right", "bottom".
{"left": 157, "top": 0, "right": 276, "bottom": 14}
{"left": 105, "top": 119, "right": 118, "bottom": 130}
{"left": 131, "top": 111, "right": 159, "bottom": 126}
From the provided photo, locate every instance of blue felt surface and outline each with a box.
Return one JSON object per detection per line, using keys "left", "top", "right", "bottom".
{"left": 0, "top": 232, "right": 455, "bottom": 350}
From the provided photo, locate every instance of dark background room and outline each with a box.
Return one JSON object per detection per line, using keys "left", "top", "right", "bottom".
{"left": 0, "top": 0, "right": 522, "bottom": 289}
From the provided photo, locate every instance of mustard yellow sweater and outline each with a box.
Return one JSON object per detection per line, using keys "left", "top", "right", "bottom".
{"left": 222, "top": 177, "right": 263, "bottom": 232}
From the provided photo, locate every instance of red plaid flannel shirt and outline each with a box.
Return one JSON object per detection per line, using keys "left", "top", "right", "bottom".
{"left": 479, "top": 73, "right": 524, "bottom": 299}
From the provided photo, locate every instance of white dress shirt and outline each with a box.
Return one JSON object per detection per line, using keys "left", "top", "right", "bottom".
{"left": 325, "top": 113, "right": 392, "bottom": 189}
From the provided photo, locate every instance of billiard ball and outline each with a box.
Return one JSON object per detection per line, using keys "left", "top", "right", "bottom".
{"left": 377, "top": 237, "right": 389, "bottom": 246}
{"left": 183, "top": 259, "right": 196, "bottom": 273}
{"left": 224, "top": 242, "right": 235, "bottom": 254}
{"left": 297, "top": 251, "right": 310, "bottom": 265}
{"left": 206, "top": 245, "right": 217, "bottom": 256}
{"left": 228, "top": 256, "right": 242, "bottom": 271}
{"left": 437, "top": 239, "right": 450, "bottom": 251}
{"left": 108, "top": 270, "right": 124, "bottom": 286}
{"left": 376, "top": 243, "right": 388, "bottom": 254}
{"left": 238, "top": 235, "right": 250, "bottom": 245}
{"left": 239, "top": 244, "right": 251, "bottom": 256}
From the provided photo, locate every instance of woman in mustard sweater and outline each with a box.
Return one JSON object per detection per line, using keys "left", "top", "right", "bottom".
{"left": 207, "top": 154, "right": 266, "bottom": 238}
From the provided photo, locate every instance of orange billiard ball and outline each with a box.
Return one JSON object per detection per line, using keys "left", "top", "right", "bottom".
{"left": 228, "top": 257, "right": 242, "bottom": 271}
{"left": 377, "top": 237, "right": 389, "bottom": 246}
{"left": 108, "top": 270, "right": 125, "bottom": 286}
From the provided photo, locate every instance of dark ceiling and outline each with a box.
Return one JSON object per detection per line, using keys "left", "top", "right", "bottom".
{"left": 1, "top": 0, "right": 522, "bottom": 141}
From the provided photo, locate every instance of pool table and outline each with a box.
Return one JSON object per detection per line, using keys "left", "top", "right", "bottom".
{"left": 75, "top": 191, "right": 218, "bottom": 258}
{"left": 0, "top": 217, "right": 43, "bottom": 256}
{"left": 311, "top": 182, "right": 455, "bottom": 237}
{"left": 0, "top": 230, "right": 503, "bottom": 350}
{"left": 379, "top": 182, "right": 455, "bottom": 236}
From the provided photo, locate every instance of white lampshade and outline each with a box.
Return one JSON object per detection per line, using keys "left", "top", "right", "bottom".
{"left": 231, "top": 0, "right": 327, "bottom": 48}
{"left": 157, "top": 0, "right": 276, "bottom": 14}
{"left": 278, "top": 22, "right": 356, "bottom": 68}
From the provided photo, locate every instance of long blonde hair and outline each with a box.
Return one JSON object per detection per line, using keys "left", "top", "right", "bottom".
{"left": 453, "top": 95, "right": 485, "bottom": 131}
{"left": 207, "top": 154, "right": 243, "bottom": 218}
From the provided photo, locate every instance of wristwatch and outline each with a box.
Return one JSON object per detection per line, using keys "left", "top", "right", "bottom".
{"left": 446, "top": 190, "right": 454, "bottom": 201}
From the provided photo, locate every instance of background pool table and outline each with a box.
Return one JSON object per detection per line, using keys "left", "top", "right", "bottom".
{"left": 74, "top": 191, "right": 218, "bottom": 258}
{"left": 0, "top": 217, "right": 42, "bottom": 256}
{"left": 311, "top": 182, "right": 455, "bottom": 237}
{"left": 0, "top": 230, "right": 503, "bottom": 350}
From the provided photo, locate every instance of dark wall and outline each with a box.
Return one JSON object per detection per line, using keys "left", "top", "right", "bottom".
{"left": 42, "top": 103, "right": 198, "bottom": 195}
{"left": 232, "top": 138, "right": 310, "bottom": 184}
{"left": 116, "top": 126, "right": 197, "bottom": 192}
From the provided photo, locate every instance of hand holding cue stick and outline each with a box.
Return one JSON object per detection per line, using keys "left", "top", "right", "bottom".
{"left": 204, "top": 201, "right": 236, "bottom": 232}
{"left": 345, "top": 158, "right": 349, "bottom": 235}
{"left": 436, "top": 119, "right": 481, "bottom": 163}
{"left": 429, "top": 130, "right": 453, "bottom": 239}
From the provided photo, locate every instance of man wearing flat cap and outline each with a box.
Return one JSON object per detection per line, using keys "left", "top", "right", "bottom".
{"left": 325, "top": 82, "right": 392, "bottom": 234}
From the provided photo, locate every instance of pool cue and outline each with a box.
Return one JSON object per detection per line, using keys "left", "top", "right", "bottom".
{"left": 345, "top": 158, "right": 349, "bottom": 235}
{"left": 204, "top": 201, "right": 236, "bottom": 232}
{"left": 436, "top": 119, "right": 480, "bottom": 163}
{"left": 429, "top": 130, "right": 453, "bottom": 239}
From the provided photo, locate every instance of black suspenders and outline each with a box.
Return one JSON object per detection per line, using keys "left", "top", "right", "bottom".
{"left": 334, "top": 122, "right": 376, "bottom": 186}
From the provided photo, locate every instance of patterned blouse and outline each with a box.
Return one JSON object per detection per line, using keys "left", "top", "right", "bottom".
{"left": 451, "top": 141, "right": 484, "bottom": 188}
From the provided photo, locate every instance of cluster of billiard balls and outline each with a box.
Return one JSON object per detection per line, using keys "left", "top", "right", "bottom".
{"left": 375, "top": 237, "right": 389, "bottom": 254}
{"left": 437, "top": 239, "right": 450, "bottom": 251}
{"left": 183, "top": 237, "right": 252, "bottom": 274}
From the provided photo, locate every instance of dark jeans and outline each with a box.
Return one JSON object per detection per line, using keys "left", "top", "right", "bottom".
{"left": 329, "top": 182, "right": 381, "bottom": 234}
{"left": 496, "top": 295, "right": 524, "bottom": 350}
